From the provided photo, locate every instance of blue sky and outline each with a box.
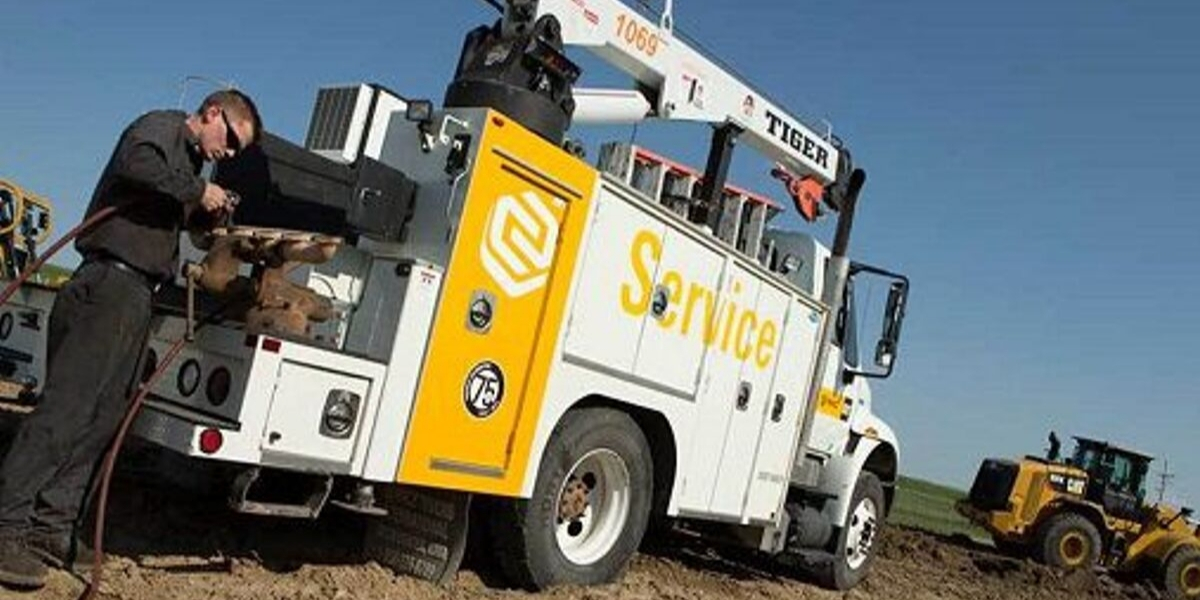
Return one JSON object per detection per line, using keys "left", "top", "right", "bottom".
{"left": 2, "top": 1, "right": 1198, "bottom": 506}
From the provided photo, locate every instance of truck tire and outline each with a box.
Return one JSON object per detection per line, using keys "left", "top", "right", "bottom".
{"left": 1163, "top": 545, "right": 1200, "bottom": 600}
{"left": 1034, "top": 513, "right": 1101, "bottom": 569}
{"left": 814, "top": 471, "right": 885, "bottom": 591}
{"left": 363, "top": 484, "right": 471, "bottom": 586}
{"left": 489, "top": 408, "right": 653, "bottom": 590}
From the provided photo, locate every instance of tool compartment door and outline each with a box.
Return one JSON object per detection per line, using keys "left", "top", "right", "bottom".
{"left": 565, "top": 192, "right": 724, "bottom": 396}
{"left": 262, "top": 360, "right": 373, "bottom": 468}
{"left": 743, "top": 296, "right": 824, "bottom": 521}
{"left": 562, "top": 188, "right": 666, "bottom": 376}
{"left": 677, "top": 259, "right": 793, "bottom": 519}
{"left": 708, "top": 279, "right": 792, "bottom": 519}
{"left": 399, "top": 112, "right": 597, "bottom": 496}
{"left": 630, "top": 226, "right": 725, "bottom": 396}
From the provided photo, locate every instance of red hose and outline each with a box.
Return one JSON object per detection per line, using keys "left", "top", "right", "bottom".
{"left": 79, "top": 337, "right": 187, "bottom": 600}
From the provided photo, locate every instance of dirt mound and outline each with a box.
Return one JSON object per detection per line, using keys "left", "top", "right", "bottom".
{"left": 874, "top": 527, "right": 1161, "bottom": 600}
{"left": 0, "top": 404, "right": 1166, "bottom": 600}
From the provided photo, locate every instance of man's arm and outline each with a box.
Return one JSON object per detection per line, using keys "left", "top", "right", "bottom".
{"left": 113, "top": 138, "right": 206, "bottom": 205}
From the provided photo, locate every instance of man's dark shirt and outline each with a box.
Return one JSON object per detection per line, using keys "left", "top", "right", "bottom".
{"left": 76, "top": 110, "right": 205, "bottom": 282}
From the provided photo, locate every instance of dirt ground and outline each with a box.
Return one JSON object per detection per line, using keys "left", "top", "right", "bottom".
{"left": 0, "top": 402, "right": 1167, "bottom": 600}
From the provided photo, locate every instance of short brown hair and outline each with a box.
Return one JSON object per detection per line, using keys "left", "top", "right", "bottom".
{"left": 199, "top": 90, "right": 263, "bottom": 145}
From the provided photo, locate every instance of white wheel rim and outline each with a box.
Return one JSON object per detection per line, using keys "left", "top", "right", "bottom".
{"left": 554, "top": 448, "right": 631, "bottom": 566}
{"left": 845, "top": 496, "right": 879, "bottom": 571}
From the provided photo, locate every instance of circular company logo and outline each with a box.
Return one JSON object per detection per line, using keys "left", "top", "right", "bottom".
{"left": 464, "top": 361, "right": 505, "bottom": 419}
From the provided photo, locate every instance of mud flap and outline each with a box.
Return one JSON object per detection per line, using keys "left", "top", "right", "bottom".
{"left": 364, "top": 484, "right": 471, "bottom": 586}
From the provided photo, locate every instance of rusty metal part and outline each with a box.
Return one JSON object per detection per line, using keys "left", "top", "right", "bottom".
{"left": 558, "top": 476, "right": 590, "bottom": 523}
{"left": 187, "top": 226, "right": 343, "bottom": 338}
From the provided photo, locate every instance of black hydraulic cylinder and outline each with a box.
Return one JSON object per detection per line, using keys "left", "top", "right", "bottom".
{"left": 831, "top": 168, "right": 866, "bottom": 259}
{"left": 693, "top": 123, "right": 742, "bottom": 226}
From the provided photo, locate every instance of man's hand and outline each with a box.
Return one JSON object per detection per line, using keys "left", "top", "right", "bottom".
{"left": 200, "top": 182, "right": 234, "bottom": 214}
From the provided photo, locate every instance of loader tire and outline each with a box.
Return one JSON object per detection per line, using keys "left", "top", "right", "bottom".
{"left": 813, "top": 471, "right": 885, "bottom": 591}
{"left": 1163, "top": 545, "right": 1200, "bottom": 600}
{"left": 488, "top": 408, "right": 653, "bottom": 590}
{"left": 1035, "top": 513, "right": 1101, "bottom": 569}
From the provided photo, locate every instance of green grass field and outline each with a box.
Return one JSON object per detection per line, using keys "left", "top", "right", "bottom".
{"left": 26, "top": 263, "right": 72, "bottom": 287}
{"left": 888, "top": 475, "right": 990, "bottom": 542}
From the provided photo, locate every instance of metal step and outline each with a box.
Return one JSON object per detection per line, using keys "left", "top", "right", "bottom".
{"left": 228, "top": 467, "right": 333, "bottom": 519}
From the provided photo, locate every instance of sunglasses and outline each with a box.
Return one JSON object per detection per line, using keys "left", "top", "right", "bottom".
{"left": 220, "top": 110, "right": 243, "bottom": 154}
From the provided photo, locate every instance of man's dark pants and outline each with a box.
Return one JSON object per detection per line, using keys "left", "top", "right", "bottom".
{"left": 0, "top": 261, "right": 152, "bottom": 543}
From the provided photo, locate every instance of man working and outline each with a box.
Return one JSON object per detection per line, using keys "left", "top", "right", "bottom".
{"left": 0, "top": 90, "right": 261, "bottom": 589}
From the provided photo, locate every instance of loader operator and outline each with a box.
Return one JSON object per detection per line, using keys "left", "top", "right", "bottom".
{"left": 0, "top": 90, "right": 261, "bottom": 590}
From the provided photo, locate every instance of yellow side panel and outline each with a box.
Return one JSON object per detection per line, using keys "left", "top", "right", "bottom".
{"left": 1022, "top": 472, "right": 1047, "bottom": 523}
{"left": 398, "top": 111, "right": 597, "bottom": 496}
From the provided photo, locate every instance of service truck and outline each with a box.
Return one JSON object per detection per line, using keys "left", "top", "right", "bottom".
{"left": 130, "top": 0, "right": 911, "bottom": 591}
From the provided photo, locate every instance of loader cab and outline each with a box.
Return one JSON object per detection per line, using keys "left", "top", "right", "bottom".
{"left": 1069, "top": 437, "right": 1152, "bottom": 521}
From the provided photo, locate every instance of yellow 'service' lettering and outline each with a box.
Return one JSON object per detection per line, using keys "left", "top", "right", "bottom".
{"left": 755, "top": 321, "right": 777, "bottom": 369}
{"left": 623, "top": 229, "right": 780, "bottom": 370}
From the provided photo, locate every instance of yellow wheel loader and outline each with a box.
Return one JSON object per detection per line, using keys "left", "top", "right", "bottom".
{"left": 959, "top": 435, "right": 1200, "bottom": 599}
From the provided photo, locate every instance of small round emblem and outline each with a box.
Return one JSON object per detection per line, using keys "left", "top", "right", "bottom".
{"left": 464, "top": 361, "right": 505, "bottom": 418}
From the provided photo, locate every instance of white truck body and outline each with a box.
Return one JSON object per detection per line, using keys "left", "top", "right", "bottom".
{"left": 135, "top": 93, "right": 899, "bottom": 544}
{"left": 129, "top": 0, "right": 908, "bottom": 589}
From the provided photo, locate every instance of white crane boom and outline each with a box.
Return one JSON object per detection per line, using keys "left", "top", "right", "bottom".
{"left": 520, "top": 0, "right": 840, "bottom": 184}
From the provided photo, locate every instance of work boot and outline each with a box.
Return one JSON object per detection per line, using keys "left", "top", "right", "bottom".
{"left": 0, "top": 536, "right": 47, "bottom": 589}
{"left": 27, "top": 532, "right": 97, "bottom": 573}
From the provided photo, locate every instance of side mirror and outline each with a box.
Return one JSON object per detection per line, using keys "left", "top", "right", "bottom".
{"left": 843, "top": 263, "right": 909, "bottom": 380}
{"left": 875, "top": 281, "right": 907, "bottom": 369}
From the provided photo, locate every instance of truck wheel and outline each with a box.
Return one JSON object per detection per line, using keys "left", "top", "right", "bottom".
{"left": 814, "top": 471, "right": 885, "bottom": 590}
{"left": 490, "top": 408, "right": 652, "bottom": 590}
{"left": 1163, "top": 545, "right": 1200, "bottom": 600}
{"left": 1035, "top": 513, "right": 1101, "bottom": 569}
